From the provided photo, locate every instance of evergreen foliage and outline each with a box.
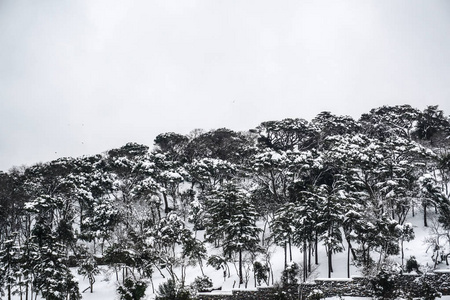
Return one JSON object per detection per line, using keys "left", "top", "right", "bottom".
{"left": 0, "top": 104, "right": 449, "bottom": 298}
{"left": 117, "top": 277, "right": 147, "bottom": 300}
{"left": 405, "top": 256, "right": 420, "bottom": 273}
{"left": 156, "top": 279, "right": 192, "bottom": 300}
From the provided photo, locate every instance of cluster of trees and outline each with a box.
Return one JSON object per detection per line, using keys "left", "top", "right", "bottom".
{"left": 1, "top": 105, "right": 450, "bottom": 299}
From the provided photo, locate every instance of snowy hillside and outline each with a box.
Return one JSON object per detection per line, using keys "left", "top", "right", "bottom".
{"left": 2, "top": 105, "right": 450, "bottom": 300}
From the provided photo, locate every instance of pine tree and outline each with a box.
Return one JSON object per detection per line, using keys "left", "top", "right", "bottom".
{"left": 78, "top": 252, "right": 100, "bottom": 293}
{"left": 270, "top": 202, "right": 296, "bottom": 269}
{"left": 205, "top": 183, "right": 262, "bottom": 285}
{"left": 31, "top": 219, "right": 80, "bottom": 300}
{"left": 0, "top": 234, "right": 20, "bottom": 300}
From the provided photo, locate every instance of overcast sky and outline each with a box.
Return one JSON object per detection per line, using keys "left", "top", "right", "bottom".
{"left": 1, "top": 0, "right": 450, "bottom": 171}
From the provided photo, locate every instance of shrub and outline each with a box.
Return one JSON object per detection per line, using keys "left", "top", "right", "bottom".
{"left": 156, "top": 279, "right": 192, "bottom": 300}
{"left": 307, "top": 289, "right": 325, "bottom": 300}
{"left": 405, "top": 256, "right": 420, "bottom": 273}
{"left": 254, "top": 261, "right": 270, "bottom": 286}
{"left": 369, "top": 263, "right": 401, "bottom": 299}
{"left": 117, "top": 277, "right": 147, "bottom": 300}
{"left": 190, "top": 275, "right": 213, "bottom": 293}
{"left": 416, "top": 276, "right": 442, "bottom": 300}
{"left": 281, "top": 262, "right": 300, "bottom": 286}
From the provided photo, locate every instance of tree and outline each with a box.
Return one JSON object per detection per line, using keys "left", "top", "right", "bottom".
{"left": 420, "top": 173, "right": 450, "bottom": 234}
{"left": 415, "top": 105, "right": 450, "bottom": 146}
{"left": 117, "top": 277, "right": 148, "bottom": 300}
{"left": 325, "top": 134, "right": 410, "bottom": 269}
{"left": 435, "top": 151, "right": 450, "bottom": 197}
{"left": 153, "top": 212, "right": 206, "bottom": 286}
{"left": 154, "top": 132, "right": 190, "bottom": 162}
{"left": 255, "top": 118, "right": 315, "bottom": 151}
{"left": 204, "top": 183, "right": 262, "bottom": 285}
{"left": 316, "top": 184, "right": 345, "bottom": 278}
{"left": 399, "top": 223, "right": 415, "bottom": 268}
{"left": 106, "top": 143, "right": 151, "bottom": 219}
{"left": 343, "top": 207, "right": 363, "bottom": 278}
{"left": 184, "top": 128, "right": 255, "bottom": 164}
{"left": 186, "top": 158, "right": 238, "bottom": 191}
{"left": 251, "top": 149, "right": 291, "bottom": 204}
{"left": 375, "top": 137, "right": 429, "bottom": 224}
{"left": 419, "top": 174, "right": 442, "bottom": 227}
{"left": 290, "top": 193, "right": 319, "bottom": 282}
{"left": 156, "top": 279, "right": 191, "bottom": 300}
{"left": 360, "top": 105, "right": 420, "bottom": 140}
{"left": 0, "top": 171, "right": 27, "bottom": 245}
{"left": 0, "top": 234, "right": 20, "bottom": 300}
{"left": 30, "top": 218, "right": 80, "bottom": 300}
{"left": 149, "top": 152, "right": 186, "bottom": 214}
{"left": 251, "top": 148, "right": 314, "bottom": 205}
{"left": 311, "top": 111, "right": 360, "bottom": 149}
{"left": 270, "top": 202, "right": 296, "bottom": 269}
{"left": 78, "top": 251, "right": 100, "bottom": 293}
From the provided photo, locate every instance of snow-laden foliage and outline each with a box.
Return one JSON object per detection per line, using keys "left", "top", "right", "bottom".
{"left": 0, "top": 104, "right": 449, "bottom": 299}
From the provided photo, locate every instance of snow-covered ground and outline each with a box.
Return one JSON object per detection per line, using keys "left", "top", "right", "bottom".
{"left": 12, "top": 210, "right": 450, "bottom": 299}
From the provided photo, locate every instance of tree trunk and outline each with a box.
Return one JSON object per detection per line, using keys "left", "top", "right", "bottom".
{"left": 424, "top": 202, "right": 428, "bottom": 227}
{"left": 80, "top": 203, "right": 84, "bottom": 234}
{"left": 262, "top": 219, "right": 267, "bottom": 246}
{"left": 284, "top": 242, "right": 287, "bottom": 269}
{"left": 347, "top": 240, "right": 351, "bottom": 278}
{"left": 89, "top": 275, "right": 95, "bottom": 294}
{"left": 391, "top": 201, "right": 395, "bottom": 220}
{"left": 163, "top": 192, "right": 170, "bottom": 214}
{"left": 289, "top": 237, "right": 292, "bottom": 262}
{"left": 315, "top": 234, "right": 319, "bottom": 265}
{"left": 239, "top": 248, "right": 243, "bottom": 285}
{"left": 328, "top": 250, "right": 333, "bottom": 278}
{"left": 308, "top": 242, "right": 312, "bottom": 273}
{"left": 303, "top": 241, "right": 307, "bottom": 282}
{"left": 199, "top": 258, "right": 205, "bottom": 276}
{"left": 401, "top": 239, "right": 405, "bottom": 268}
{"left": 270, "top": 171, "right": 279, "bottom": 203}
{"left": 362, "top": 244, "right": 366, "bottom": 266}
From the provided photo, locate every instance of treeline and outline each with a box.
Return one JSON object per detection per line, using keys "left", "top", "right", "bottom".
{"left": 1, "top": 105, "right": 450, "bottom": 300}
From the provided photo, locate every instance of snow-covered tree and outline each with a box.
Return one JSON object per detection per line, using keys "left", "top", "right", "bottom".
{"left": 184, "top": 128, "right": 255, "bottom": 164}
{"left": 154, "top": 132, "right": 190, "bottom": 162}
{"left": 30, "top": 218, "right": 80, "bottom": 300}
{"left": 270, "top": 202, "right": 296, "bottom": 269}
{"left": 415, "top": 105, "right": 450, "bottom": 146}
{"left": 255, "top": 118, "right": 314, "bottom": 151}
{"left": 316, "top": 185, "right": 345, "bottom": 278}
{"left": 360, "top": 105, "right": 420, "bottom": 140}
{"left": 186, "top": 158, "right": 238, "bottom": 191}
{"left": 153, "top": 212, "right": 206, "bottom": 286}
{"left": 0, "top": 234, "right": 21, "bottom": 300}
{"left": 205, "top": 183, "right": 262, "bottom": 285}
{"left": 77, "top": 248, "right": 100, "bottom": 293}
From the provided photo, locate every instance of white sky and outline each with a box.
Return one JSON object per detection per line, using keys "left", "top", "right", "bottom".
{"left": 1, "top": 0, "right": 450, "bottom": 171}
